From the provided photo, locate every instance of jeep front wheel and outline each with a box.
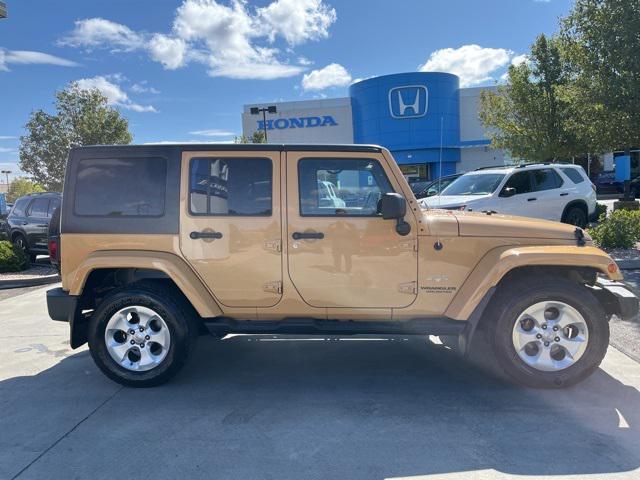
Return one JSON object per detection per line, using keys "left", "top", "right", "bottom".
{"left": 488, "top": 277, "right": 609, "bottom": 388}
{"left": 87, "top": 283, "right": 198, "bottom": 387}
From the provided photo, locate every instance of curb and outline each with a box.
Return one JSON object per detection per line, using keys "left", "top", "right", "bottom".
{"left": 0, "top": 274, "right": 60, "bottom": 290}
{"left": 613, "top": 259, "right": 640, "bottom": 270}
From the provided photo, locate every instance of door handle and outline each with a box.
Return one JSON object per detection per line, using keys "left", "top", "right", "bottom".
{"left": 292, "top": 231, "right": 324, "bottom": 240}
{"left": 190, "top": 231, "right": 223, "bottom": 240}
{"left": 527, "top": 197, "right": 537, "bottom": 202}
{"left": 560, "top": 192, "right": 569, "bottom": 196}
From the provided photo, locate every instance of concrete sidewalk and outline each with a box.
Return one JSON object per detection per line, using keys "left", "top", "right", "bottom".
{"left": 1, "top": 286, "right": 640, "bottom": 480}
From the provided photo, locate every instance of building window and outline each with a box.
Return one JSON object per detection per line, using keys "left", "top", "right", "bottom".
{"left": 298, "top": 158, "right": 393, "bottom": 216}
{"left": 189, "top": 157, "right": 272, "bottom": 216}
{"left": 74, "top": 157, "right": 167, "bottom": 217}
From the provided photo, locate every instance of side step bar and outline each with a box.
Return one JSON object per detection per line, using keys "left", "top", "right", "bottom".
{"left": 202, "top": 317, "right": 467, "bottom": 337}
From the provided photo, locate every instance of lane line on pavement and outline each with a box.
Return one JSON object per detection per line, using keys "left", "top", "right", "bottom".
{"left": 10, "top": 385, "right": 124, "bottom": 480}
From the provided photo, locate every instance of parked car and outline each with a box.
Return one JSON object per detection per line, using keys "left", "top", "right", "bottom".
{"left": 48, "top": 206, "right": 61, "bottom": 273}
{"left": 410, "top": 174, "right": 462, "bottom": 199}
{"left": 420, "top": 164, "right": 597, "bottom": 228}
{"left": 595, "top": 171, "right": 623, "bottom": 195}
{"left": 47, "top": 144, "right": 636, "bottom": 389}
{"left": 7, "top": 192, "right": 62, "bottom": 262}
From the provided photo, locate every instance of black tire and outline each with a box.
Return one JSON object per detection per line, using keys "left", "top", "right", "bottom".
{"left": 486, "top": 276, "right": 608, "bottom": 388}
{"left": 563, "top": 206, "right": 587, "bottom": 228}
{"left": 12, "top": 233, "right": 35, "bottom": 263}
{"left": 87, "top": 282, "right": 199, "bottom": 387}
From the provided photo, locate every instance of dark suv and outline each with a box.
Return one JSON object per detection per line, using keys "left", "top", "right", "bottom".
{"left": 8, "top": 192, "right": 61, "bottom": 262}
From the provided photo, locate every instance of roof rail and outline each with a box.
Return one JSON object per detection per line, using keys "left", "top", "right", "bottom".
{"left": 515, "top": 162, "right": 553, "bottom": 168}
{"left": 474, "top": 165, "right": 510, "bottom": 171}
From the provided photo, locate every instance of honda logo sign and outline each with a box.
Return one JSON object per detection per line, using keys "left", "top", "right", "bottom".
{"left": 388, "top": 85, "right": 428, "bottom": 119}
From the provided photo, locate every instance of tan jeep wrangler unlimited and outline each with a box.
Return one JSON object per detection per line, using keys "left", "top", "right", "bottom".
{"left": 47, "top": 144, "right": 638, "bottom": 388}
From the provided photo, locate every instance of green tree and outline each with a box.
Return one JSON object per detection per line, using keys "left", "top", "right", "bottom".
{"left": 6, "top": 177, "right": 45, "bottom": 203}
{"left": 234, "top": 130, "right": 267, "bottom": 144}
{"left": 19, "top": 83, "right": 133, "bottom": 191}
{"left": 560, "top": 0, "right": 640, "bottom": 153}
{"left": 480, "top": 34, "right": 582, "bottom": 162}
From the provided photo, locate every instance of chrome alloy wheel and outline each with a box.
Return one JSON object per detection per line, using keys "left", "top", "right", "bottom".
{"left": 511, "top": 301, "right": 589, "bottom": 372}
{"left": 104, "top": 306, "right": 171, "bottom": 372}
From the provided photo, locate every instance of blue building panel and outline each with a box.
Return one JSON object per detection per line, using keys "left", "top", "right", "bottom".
{"left": 350, "top": 72, "right": 461, "bottom": 173}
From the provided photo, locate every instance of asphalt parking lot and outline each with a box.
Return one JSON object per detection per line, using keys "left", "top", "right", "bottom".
{"left": 1, "top": 286, "right": 639, "bottom": 480}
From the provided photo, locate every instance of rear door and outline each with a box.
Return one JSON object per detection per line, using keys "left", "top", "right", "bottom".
{"left": 530, "top": 168, "right": 565, "bottom": 221}
{"left": 25, "top": 197, "right": 50, "bottom": 250}
{"left": 285, "top": 151, "right": 418, "bottom": 309}
{"left": 179, "top": 150, "right": 283, "bottom": 308}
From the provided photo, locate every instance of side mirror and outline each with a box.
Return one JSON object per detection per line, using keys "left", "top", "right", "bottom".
{"left": 426, "top": 188, "right": 437, "bottom": 197}
{"left": 379, "top": 193, "right": 411, "bottom": 236}
{"left": 501, "top": 187, "right": 516, "bottom": 198}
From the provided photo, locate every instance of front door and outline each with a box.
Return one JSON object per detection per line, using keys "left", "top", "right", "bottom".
{"left": 179, "top": 151, "right": 283, "bottom": 308}
{"left": 286, "top": 152, "right": 418, "bottom": 308}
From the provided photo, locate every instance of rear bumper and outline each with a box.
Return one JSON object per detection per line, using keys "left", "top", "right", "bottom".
{"left": 47, "top": 287, "right": 87, "bottom": 348}
{"left": 594, "top": 278, "right": 639, "bottom": 321}
{"left": 47, "top": 287, "right": 77, "bottom": 322}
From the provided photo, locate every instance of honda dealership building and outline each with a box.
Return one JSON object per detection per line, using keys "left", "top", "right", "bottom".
{"left": 242, "top": 72, "right": 511, "bottom": 181}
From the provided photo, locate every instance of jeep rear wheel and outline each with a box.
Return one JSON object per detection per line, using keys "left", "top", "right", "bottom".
{"left": 88, "top": 283, "right": 198, "bottom": 387}
{"left": 487, "top": 276, "right": 608, "bottom": 388}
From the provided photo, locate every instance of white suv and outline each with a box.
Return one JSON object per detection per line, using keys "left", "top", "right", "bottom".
{"left": 420, "top": 164, "right": 597, "bottom": 227}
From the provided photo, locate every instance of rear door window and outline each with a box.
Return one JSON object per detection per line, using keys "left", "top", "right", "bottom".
{"left": 531, "top": 169, "right": 563, "bottom": 191}
{"left": 74, "top": 157, "right": 167, "bottom": 217}
{"left": 28, "top": 198, "right": 49, "bottom": 218}
{"left": 189, "top": 157, "right": 272, "bottom": 216}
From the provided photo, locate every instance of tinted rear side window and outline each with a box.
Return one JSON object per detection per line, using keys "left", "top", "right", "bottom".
{"left": 531, "top": 168, "right": 563, "bottom": 191}
{"left": 560, "top": 167, "right": 586, "bottom": 184}
{"left": 11, "top": 197, "right": 30, "bottom": 216}
{"left": 28, "top": 198, "right": 49, "bottom": 218}
{"left": 189, "top": 157, "right": 272, "bottom": 216}
{"left": 74, "top": 157, "right": 167, "bottom": 217}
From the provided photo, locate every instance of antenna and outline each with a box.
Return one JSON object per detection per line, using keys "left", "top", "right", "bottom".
{"left": 438, "top": 116, "right": 443, "bottom": 208}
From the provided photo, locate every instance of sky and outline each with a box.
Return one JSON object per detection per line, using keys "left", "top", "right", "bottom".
{"left": 0, "top": 0, "right": 573, "bottom": 181}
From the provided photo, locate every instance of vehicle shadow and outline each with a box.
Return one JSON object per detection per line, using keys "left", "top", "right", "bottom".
{"left": 1, "top": 335, "right": 639, "bottom": 480}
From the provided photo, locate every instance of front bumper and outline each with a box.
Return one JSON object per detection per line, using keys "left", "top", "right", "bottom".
{"left": 47, "top": 287, "right": 87, "bottom": 348}
{"left": 594, "top": 278, "right": 639, "bottom": 321}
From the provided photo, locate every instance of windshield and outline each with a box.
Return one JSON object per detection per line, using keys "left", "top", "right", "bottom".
{"left": 440, "top": 173, "right": 505, "bottom": 196}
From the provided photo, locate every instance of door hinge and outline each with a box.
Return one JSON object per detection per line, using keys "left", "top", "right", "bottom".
{"left": 263, "top": 239, "right": 282, "bottom": 253}
{"left": 263, "top": 281, "right": 283, "bottom": 294}
{"left": 398, "top": 281, "right": 417, "bottom": 294}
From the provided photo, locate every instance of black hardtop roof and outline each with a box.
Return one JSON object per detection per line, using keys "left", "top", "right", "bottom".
{"left": 71, "top": 143, "right": 384, "bottom": 154}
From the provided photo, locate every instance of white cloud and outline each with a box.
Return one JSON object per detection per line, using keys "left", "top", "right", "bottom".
{"left": 149, "top": 34, "right": 188, "bottom": 70}
{"left": 0, "top": 136, "right": 17, "bottom": 140}
{"left": 301, "top": 63, "right": 351, "bottom": 91}
{"left": 60, "top": 0, "right": 336, "bottom": 80}
{"left": 189, "top": 129, "right": 235, "bottom": 136}
{"left": 59, "top": 18, "right": 143, "bottom": 51}
{"left": 257, "top": 0, "right": 336, "bottom": 45}
{"left": 511, "top": 54, "right": 529, "bottom": 66}
{"left": 0, "top": 48, "right": 79, "bottom": 71}
{"left": 130, "top": 81, "right": 160, "bottom": 94}
{"left": 76, "top": 75, "right": 157, "bottom": 113}
{"left": 419, "top": 44, "right": 512, "bottom": 87}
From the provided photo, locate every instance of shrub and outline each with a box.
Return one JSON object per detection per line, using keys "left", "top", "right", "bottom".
{"left": 589, "top": 209, "right": 640, "bottom": 249}
{"left": 594, "top": 203, "right": 608, "bottom": 221}
{"left": 0, "top": 241, "right": 30, "bottom": 273}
